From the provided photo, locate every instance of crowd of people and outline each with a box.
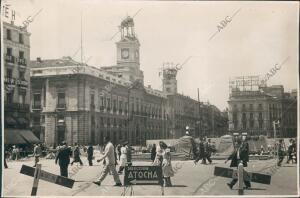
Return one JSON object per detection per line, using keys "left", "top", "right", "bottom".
{"left": 3, "top": 135, "right": 298, "bottom": 190}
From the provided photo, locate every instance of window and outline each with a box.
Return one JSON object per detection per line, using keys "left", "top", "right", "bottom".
{"left": 249, "top": 104, "right": 253, "bottom": 110}
{"left": 19, "top": 33, "right": 24, "bottom": 44}
{"left": 166, "top": 87, "right": 171, "bottom": 92}
{"left": 258, "top": 104, "right": 263, "bottom": 110}
{"left": 7, "top": 69, "right": 12, "bottom": 78}
{"left": 242, "top": 104, "right": 246, "bottom": 111}
{"left": 107, "top": 98, "right": 111, "bottom": 109}
{"left": 57, "top": 92, "right": 66, "bottom": 108}
{"left": 90, "top": 94, "right": 95, "bottom": 106}
{"left": 19, "top": 51, "right": 24, "bottom": 59}
{"left": 249, "top": 113, "right": 254, "bottom": 128}
{"left": 7, "top": 48, "right": 12, "bottom": 56}
{"left": 19, "top": 93, "right": 26, "bottom": 104}
{"left": 119, "top": 101, "right": 123, "bottom": 110}
{"left": 258, "top": 112, "right": 263, "bottom": 129}
{"left": 33, "top": 93, "right": 41, "bottom": 108}
{"left": 242, "top": 113, "right": 247, "bottom": 129}
{"left": 7, "top": 29, "right": 11, "bottom": 40}
{"left": 19, "top": 71, "right": 25, "bottom": 80}
{"left": 7, "top": 92, "right": 14, "bottom": 103}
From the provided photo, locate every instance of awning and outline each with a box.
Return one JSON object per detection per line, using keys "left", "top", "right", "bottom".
{"left": 17, "top": 117, "right": 28, "bottom": 125}
{"left": 5, "top": 117, "right": 17, "bottom": 126}
{"left": 4, "top": 129, "right": 41, "bottom": 145}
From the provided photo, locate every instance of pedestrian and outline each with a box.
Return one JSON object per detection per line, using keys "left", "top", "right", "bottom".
{"left": 55, "top": 141, "right": 72, "bottom": 177}
{"left": 87, "top": 143, "right": 94, "bottom": 166}
{"left": 225, "top": 138, "right": 251, "bottom": 189}
{"left": 116, "top": 144, "right": 122, "bottom": 161}
{"left": 277, "top": 139, "right": 285, "bottom": 166}
{"left": 292, "top": 139, "right": 297, "bottom": 163}
{"left": 71, "top": 142, "right": 83, "bottom": 166}
{"left": 159, "top": 141, "right": 174, "bottom": 187}
{"left": 93, "top": 136, "right": 122, "bottom": 187}
{"left": 33, "top": 144, "right": 42, "bottom": 167}
{"left": 4, "top": 150, "right": 9, "bottom": 168}
{"left": 194, "top": 137, "right": 206, "bottom": 165}
{"left": 205, "top": 139, "right": 213, "bottom": 164}
{"left": 287, "top": 139, "right": 294, "bottom": 164}
{"left": 126, "top": 143, "right": 133, "bottom": 166}
{"left": 118, "top": 142, "right": 127, "bottom": 174}
{"left": 260, "top": 145, "right": 265, "bottom": 155}
{"left": 151, "top": 144, "right": 157, "bottom": 162}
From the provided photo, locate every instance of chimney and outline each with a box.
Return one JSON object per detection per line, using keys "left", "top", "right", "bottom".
{"left": 37, "top": 57, "right": 42, "bottom": 63}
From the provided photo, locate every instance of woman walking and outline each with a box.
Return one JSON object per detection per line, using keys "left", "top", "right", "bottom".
{"left": 159, "top": 141, "right": 174, "bottom": 187}
{"left": 118, "top": 142, "right": 127, "bottom": 174}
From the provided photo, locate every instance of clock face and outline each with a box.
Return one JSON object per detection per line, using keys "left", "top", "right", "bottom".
{"left": 121, "top": 48, "right": 129, "bottom": 59}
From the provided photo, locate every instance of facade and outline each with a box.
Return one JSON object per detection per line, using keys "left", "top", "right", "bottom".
{"left": 166, "top": 94, "right": 228, "bottom": 139}
{"left": 228, "top": 85, "right": 297, "bottom": 138}
{"left": 3, "top": 21, "right": 39, "bottom": 145}
{"left": 30, "top": 57, "right": 168, "bottom": 146}
{"left": 30, "top": 16, "right": 228, "bottom": 146}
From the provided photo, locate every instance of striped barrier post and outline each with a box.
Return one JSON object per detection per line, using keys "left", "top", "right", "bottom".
{"left": 31, "top": 164, "right": 42, "bottom": 196}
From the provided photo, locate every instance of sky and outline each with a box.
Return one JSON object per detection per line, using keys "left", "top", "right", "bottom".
{"left": 3, "top": 0, "right": 299, "bottom": 110}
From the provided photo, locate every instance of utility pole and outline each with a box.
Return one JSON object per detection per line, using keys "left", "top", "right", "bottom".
{"left": 197, "top": 88, "right": 201, "bottom": 138}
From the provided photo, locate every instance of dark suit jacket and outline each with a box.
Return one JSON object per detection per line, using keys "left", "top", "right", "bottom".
{"left": 227, "top": 145, "right": 249, "bottom": 167}
{"left": 56, "top": 146, "right": 72, "bottom": 166}
{"left": 87, "top": 146, "right": 94, "bottom": 158}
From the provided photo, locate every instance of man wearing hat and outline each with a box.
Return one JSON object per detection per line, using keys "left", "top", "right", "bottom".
{"left": 225, "top": 138, "right": 251, "bottom": 189}
{"left": 55, "top": 141, "right": 72, "bottom": 177}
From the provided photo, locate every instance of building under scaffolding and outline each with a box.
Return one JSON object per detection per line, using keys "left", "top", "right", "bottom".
{"left": 228, "top": 76, "right": 297, "bottom": 138}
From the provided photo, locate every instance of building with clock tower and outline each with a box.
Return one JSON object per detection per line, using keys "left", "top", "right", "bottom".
{"left": 102, "top": 16, "right": 144, "bottom": 83}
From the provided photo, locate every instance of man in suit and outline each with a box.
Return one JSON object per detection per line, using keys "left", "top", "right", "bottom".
{"left": 225, "top": 137, "right": 251, "bottom": 189}
{"left": 55, "top": 141, "right": 72, "bottom": 177}
{"left": 87, "top": 143, "right": 94, "bottom": 166}
{"left": 71, "top": 142, "right": 83, "bottom": 166}
{"left": 194, "top": 137, "right": 206, "bottom": 164}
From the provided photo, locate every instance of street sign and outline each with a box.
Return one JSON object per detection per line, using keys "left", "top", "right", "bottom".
{"left": 20, "top": 165, "right": 75, "bottom": 188}
{"left": 214, "top": 166, "right": 271, "bottom": 185}
{"left": 124, "top": 166, "right": 163, "bottom": 186}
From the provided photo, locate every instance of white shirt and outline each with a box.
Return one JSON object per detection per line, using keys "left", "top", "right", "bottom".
{"left": 102, "top": 142, "right": 115, "bottom": 165}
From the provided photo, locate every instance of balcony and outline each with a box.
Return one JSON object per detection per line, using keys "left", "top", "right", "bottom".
{"left": 4, "top": 77, "right": 29, "bottom": 89}
{"left": 56, "top": 103, "right": 66, "bottom": 110}
{"left": 5, "top": 103, "right": 29, "bottom": 112}
{"left": 90, "top": 103, "right": 95, "bottom": 110}
{"left": 100, "top": 106, "right": 105, "bottom": 111}
{"left": 32, "top": 104, "right": 42, "bottom": 110}
{"left": 18, "top": 58, "right": 27, "bottom": 66}
{"left": 5, "top": 55, "right": 15, "bottom": 64}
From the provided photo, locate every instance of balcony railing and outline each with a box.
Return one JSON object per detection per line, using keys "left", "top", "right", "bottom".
{"left": 18, "top": 58, "right": 27, "bottom": 66}
{"left": 56, "top": 103, "right": 66, "bottom": 109}
{"left": 5, "top": 103, "right": 29, "bottom": 112}
{"left": 32, "top": 104, "right": 42, "bottom": 110}
{"left": 5, "top": 54, "right": 15, "bottom": 64}
{"left": 4, "top": 77, "right": 29, "bottom": 89}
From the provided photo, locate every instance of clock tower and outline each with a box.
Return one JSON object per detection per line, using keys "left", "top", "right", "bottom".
{"left": 115, "top": 16, "right": 143, "bottom": 83}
